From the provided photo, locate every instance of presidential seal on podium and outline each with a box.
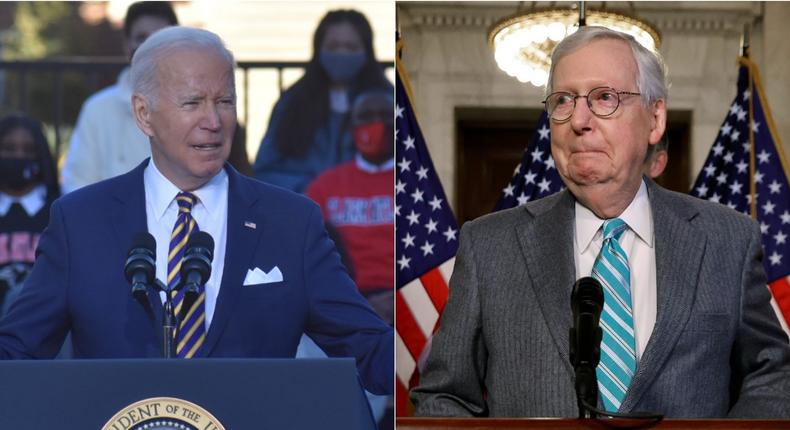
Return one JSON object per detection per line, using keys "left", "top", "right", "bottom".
{"left": 102, "top": 397, "right": 225, "bottom": 430}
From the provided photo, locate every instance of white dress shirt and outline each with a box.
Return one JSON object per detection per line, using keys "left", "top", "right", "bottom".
{"left": 573, "top": 180, "right": 657, "bottom": 360}
{"left": 144, "top": 160, "right": 228, "bottom": 329}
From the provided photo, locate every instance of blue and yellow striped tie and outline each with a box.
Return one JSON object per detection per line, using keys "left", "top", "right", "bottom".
{"left": 168, "top": 192, "right": 206, "bottom": 358}
{"left": 592, "top": 218, "right": 636, "bottom": 411}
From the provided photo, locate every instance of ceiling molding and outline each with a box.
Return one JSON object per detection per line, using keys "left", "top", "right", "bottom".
{"left": 398, "top": 4, "right": 760, "bottom": 37}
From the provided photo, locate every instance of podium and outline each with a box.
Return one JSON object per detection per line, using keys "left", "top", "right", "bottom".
{"left": 397, "top": 417, "right": 790, "bottom": 429}
{"left": 0, "top": 358, "right": 376, "bottom": 429}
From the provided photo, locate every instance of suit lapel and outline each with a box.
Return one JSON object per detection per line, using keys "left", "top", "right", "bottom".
{"left": 110, "top": 160, "right": 150, "bottom": 246}
{"left": 201, "top": 166, "right": 263, "bottom": 356}
{"left": 516, "top": 191, "right": 577, "bottom": 374}
{"left": 109, "top": 160, "right": 165, "bottom": 340}
{"left": 620, "top": 181, "right": 706, "bottom": 411}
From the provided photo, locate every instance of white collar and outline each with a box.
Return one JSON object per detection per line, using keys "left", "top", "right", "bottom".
{"left": 354, "top": 154, "right": 395, "bottom": 173}
{"left": 0, "top": 184, "right": 48, "bottom": 217}
{"left": 575, "top": 180, "right": 653, "bottom": 254}
{"left": 144, "top": 158, "right": 228, "bottom": 222}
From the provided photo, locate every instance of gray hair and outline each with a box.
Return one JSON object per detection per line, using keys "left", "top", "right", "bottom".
{"left": 130, "top": 26, "right": 236, "bottom": 104}
{"left": 545, "top": 26, "right": 668, "bottom": 106}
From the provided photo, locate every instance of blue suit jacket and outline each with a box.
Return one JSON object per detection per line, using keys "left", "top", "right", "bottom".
{"left": 0, "top": 161, "right": 393, "bottom": 395}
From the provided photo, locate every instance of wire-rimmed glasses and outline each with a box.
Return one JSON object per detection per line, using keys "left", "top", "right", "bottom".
{"left": 543, "top": 87, "right": 641, "bottom": 121}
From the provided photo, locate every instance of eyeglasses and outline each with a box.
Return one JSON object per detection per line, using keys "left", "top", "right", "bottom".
{"left": 542, "top": 87, "right": 641, "bottom": 121}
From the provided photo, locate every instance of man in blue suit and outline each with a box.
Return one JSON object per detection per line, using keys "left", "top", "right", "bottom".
{"left": 0, "top": 26, "right": 393, "bottom": 396}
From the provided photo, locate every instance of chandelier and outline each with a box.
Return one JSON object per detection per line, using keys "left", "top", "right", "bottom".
{"left": 488, "top": 6, "right": 660, "bottom": 87}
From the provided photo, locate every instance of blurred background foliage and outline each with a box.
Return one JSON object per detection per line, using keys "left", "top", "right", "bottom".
{"left": 1, "top": 2, "right": 126, "bottom": 156}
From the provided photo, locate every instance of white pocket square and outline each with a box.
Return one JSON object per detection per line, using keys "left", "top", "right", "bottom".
{"left": 243, "top": 266, "right": 284, "bottom": 285}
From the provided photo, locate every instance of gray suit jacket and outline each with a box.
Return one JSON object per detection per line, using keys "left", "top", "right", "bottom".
{"left": 412, "top": 180, "right": 790, "bottom": 418}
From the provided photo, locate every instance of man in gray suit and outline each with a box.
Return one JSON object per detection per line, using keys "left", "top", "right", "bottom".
{"left": 411, "top": 26, "right": 790, "bottom": 418}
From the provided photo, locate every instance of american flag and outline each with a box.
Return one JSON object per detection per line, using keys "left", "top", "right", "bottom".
{"left": 495, "top": 111, "right": 564, "bottom": 210}
{"left": 690, "top": 57, "right": 790, "bottom": 328}
{"left": 395, "top": 39, "right": 459, "bottom": 415}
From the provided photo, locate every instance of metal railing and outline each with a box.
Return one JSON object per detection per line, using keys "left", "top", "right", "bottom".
{"left": 0, "top": 58, "right": 393, "bottom": 159}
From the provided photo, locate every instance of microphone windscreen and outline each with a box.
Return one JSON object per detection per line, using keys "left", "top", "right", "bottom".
{"left": 572, "top": 277, "right": 604, "bottom": 313}
{"left": 186, "top": 231, "right": 214, "bottom": 261}
{"left": 125, "top": 232, "right": 156, "bottom": 285}
{"left": 129, "top": 232, "right": 156, "bottom": 257}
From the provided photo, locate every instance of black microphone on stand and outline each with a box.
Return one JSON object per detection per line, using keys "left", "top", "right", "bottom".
{"left": 124, "top": 232, "right": 157, "bottom": 317}
{"left": 177, "top": 231, "right": 214, "bottom": 321}
{"left": 569, "top": 276, "right": 604, "bottom": 418}
{"left": 568, "top": 278, "right": 665, "bottom": 423}
{"left": 125, "top": 232, "right": 172, "bottom": 356}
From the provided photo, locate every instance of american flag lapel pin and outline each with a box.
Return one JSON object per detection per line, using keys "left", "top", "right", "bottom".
{"left": 244, "top": 221, "right": 256, "bottom": 229}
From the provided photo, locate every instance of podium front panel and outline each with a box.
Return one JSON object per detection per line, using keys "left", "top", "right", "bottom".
{"left": 0, "top": 358, "right": 375, "bottom": 429}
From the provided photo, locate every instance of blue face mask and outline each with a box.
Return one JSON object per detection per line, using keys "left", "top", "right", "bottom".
{"left": 319, "top": 51, "right": 366, "bottom": 84}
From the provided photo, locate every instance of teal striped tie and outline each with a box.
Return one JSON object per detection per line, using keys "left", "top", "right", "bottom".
{"left": 592, "top": 218, "right": 635, "bottom": 411}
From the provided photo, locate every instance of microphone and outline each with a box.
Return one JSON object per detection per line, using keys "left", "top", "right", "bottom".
{"left": 567, "top": 278, "right": 663, "bottom": 423}
{"left": 177, "top": 231, "right": 214, "bottom": 319}
{"left": 569, "top": 276, "right": 604, "bottom": 418}
{"left": 125, "top": 232, "right": 156, "bottom": 314}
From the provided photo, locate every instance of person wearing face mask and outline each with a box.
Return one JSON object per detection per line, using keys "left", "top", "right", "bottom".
{"left": 253, "top": 9, "right": 393, "bottom": 193}
{"left": 305, "top": 89, "right": 394, "bottom": 430}
{"left": 0, "top": 114, "right": 60, "bottom": 317}
{"left": 0, "top": 29, "right": 393, "bottom": 400}
{"left": 61, "top": 2, "right": 178, "bottom": 194}
{"left": 306, "top": 90, "right": 394, "bottom": 324}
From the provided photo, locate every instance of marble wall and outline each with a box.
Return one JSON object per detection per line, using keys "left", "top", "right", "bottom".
{"left": 398, "top": 1, "right": 790, "bottom": 211}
